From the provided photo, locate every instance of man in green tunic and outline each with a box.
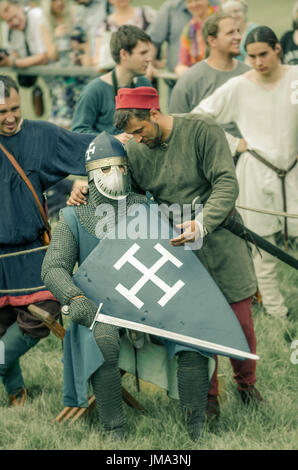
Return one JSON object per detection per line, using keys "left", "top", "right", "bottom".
{"left": 113, "top": 86, "right": 263, "bottom": 419}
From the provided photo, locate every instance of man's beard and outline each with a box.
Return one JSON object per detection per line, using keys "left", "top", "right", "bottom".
{"left": 144, "top": 122, "right": 163, "bottom": 149}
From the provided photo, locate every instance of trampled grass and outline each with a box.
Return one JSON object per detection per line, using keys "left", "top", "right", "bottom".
{"left": 0, "top": 244, "right": 297, "bottom": 450}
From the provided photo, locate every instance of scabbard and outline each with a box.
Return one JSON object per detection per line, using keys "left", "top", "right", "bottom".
{"left": 222, "top": 217, "right": 298, "bottom": 270}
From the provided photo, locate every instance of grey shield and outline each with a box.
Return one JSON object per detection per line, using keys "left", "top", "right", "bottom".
{"left": 73, "top": 202, "right": 259, "bottom": 361}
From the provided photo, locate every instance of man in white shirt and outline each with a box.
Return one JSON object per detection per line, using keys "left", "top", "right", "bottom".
{"left": 0, "top": 0, "right": 48, "bottom": 69}
{"left": 192, "top": 26, "right": 298, "bottom": 319}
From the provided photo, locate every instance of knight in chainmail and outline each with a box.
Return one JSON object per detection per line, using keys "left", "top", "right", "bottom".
{"left": 41, "top": 131, "right": 209, "bottom": 441}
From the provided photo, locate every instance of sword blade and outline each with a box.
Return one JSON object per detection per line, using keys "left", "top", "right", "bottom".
{"left": 97, "top": 313, "right": 259, "bottom": 361}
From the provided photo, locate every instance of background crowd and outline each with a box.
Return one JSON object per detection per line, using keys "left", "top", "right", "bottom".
{"left": 0, "top": 0, "right": 297, "bottom": 124}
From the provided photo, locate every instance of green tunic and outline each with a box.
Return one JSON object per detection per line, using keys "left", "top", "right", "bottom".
{"left": 126, "top": 113, "right": 257, "bottom": 303}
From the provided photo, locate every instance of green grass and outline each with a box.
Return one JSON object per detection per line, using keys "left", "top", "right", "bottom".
{"left": 0, "top": 243, "right": 297, "bottom": 450}
{"left": 1, "top": 0, "right": 297, "bottom": 450}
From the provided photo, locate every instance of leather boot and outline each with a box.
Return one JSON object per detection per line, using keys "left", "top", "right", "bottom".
{"left": 238, "top": 385, "right": 264, "bottom": 405}
{"left": 9, "top": 387, "right": 27, "bottom": 407}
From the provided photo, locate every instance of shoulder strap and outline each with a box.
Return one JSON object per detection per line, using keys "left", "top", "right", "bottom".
{"left": 23, "top": 8, "right": 32, "bottom": 56}
{"left": 141, "top": 7, "right": 150, "bottom": 31}
{"left": 0, "top": 141, "right": 50, "bottom": 232}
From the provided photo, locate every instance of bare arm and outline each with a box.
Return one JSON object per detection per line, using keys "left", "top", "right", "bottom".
{"left": 11, "top": 52, "right": 48, "bottom": 68}
{"left": 40, "top": 22, "right": 58, "bottom": 62}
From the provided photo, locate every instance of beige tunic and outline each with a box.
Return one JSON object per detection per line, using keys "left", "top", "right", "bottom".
{"left": 193, "top": 66, "right": 298, "bottom": 237}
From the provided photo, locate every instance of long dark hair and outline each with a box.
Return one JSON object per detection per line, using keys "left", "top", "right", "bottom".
{"left": 244, "top": 25, "right": 283, "bottom": 60}
{"left": 244, "top": 25, "right": 280, "bottom": 52}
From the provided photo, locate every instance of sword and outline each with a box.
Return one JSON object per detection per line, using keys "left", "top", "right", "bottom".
{"left": 222, "top": 215, "right": 298, "bottom": 270}
{"left": 89, "top": 302, "right": 103, "bottom": 330}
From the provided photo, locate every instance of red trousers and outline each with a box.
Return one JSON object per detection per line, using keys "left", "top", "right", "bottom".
{"left": 208, "top": 297, "right": 257, "bottom": 399}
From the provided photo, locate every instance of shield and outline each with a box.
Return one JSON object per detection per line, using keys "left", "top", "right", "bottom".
{"left": 73, "top": 202, "right": 259, "bottom": 361}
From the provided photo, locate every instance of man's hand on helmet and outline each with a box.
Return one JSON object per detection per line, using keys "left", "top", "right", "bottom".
{"left": 114, "top": 132, "right": 132, "bottom": 145}
{"left": 67, "top": 183, "right": 89, "bottom": 206}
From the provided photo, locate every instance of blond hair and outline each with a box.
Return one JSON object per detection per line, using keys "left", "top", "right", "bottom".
{"left": 40, "top": 0, "right": 76, "bottom": 34}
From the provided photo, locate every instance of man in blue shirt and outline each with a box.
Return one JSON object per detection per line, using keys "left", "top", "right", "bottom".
{"left": 0, "top": 75, "right": 95, "bottom": 407}
{"left": 71, "top": 25, "right": 152, "bottom": 142}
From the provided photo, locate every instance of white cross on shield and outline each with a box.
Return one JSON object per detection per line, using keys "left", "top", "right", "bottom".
{"left": 113, "top": 243, "right": 185, "bottom": 309}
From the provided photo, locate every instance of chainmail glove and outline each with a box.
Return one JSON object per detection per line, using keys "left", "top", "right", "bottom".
{"left": 69, "top": 296, "right": 98, "bottom": 328}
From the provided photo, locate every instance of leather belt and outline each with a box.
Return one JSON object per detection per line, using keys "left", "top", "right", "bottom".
{"left": 247, "top": 149, "right": 298, "bottom": 249}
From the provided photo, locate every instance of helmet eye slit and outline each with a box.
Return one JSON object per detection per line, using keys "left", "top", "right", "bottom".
{"left": 101, "top": 166, "right": 112, "bottom": 174}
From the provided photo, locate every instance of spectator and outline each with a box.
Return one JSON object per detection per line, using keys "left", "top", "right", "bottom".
{"left": 0, "top": 0, "right": 48, "bottom": 116}
{"left": 71, "top": 25, "right": 152, "bottom": 141}
{"left": 40, "top": 0, "right": 92, "bottom": 129}
{"left": 40, "top": 0, "right": 93, "bottom": 222}
{"left": 280, "top": 1, "right": 298, "bottom": 65}
{"left": 0, "top": 0, "right": 48, "bottom": 68}
{"left": 145, "top": 0, "right": 192, "bottom": 93}
{"left": 94, "top": 0, "right": 156, "bottom": 73}
{"left": 169, "top": 12, "right": 249, "bottom": 164}
{"left": 174, "top": 0, "right": 219, "bottom": 77}
{"left": 222, "top": 0, "right": 258, "bottom": 62}
{"left": 74, "top": 0, "right": 111, "bottom": 56}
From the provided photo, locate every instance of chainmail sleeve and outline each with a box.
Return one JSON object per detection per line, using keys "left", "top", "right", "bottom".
{"left": 41, "top": 212, "right": 84, "bottom": 305}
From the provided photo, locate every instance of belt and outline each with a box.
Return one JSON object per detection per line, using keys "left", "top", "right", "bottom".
{"left": 247, "top": 150, "right": 298, "bottom": 250}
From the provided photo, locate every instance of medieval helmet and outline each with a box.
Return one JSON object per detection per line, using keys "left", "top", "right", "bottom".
{"left": 85, "top": 131, "right": 131, "bottom": 200}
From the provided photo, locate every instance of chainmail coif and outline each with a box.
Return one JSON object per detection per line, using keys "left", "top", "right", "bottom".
{"left": 76, "top": 182, "right": 147, "bottom": 238}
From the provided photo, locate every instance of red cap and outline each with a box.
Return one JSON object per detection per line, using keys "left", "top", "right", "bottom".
{"left": 115, "top": 87, "right": 160, "bottom": 110}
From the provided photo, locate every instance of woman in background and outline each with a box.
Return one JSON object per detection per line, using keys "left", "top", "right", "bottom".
{"left": 174, "top": 0, "right": 219, "bottom": 77}
{"left": 40, "top": 0, "right": 92, "bottom": 221}
{"left": 41, "top": 0, "right": 91, "bottom": 128}
{"left": 222, "top": 0, "right": 258, "bottom": 62}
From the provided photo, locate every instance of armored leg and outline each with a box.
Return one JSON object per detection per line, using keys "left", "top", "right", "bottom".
{"left": 177, "top": 351, "right": 209, "bottom": 441}
{"left": 91, "top": 323, "right": 124, "bottom": 437}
